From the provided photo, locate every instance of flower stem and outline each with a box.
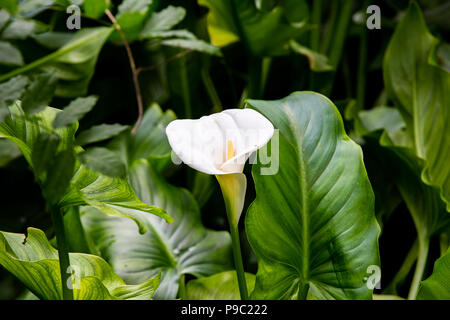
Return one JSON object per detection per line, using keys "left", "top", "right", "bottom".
{"left": 50, "top": 207, "right": 73, "bottom": 300}
{"left": 408, "top": 237, "right": 429, "bottom": 300}
{"left": 216, "top": 174, "right": 248, "bottom": 300}
{"left": 229, "top": 222, "right": 248, "bottom": 300}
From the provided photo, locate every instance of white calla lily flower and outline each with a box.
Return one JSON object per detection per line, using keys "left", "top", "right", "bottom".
{"left": 165, "top": 108, "right": 274, "bottom": 175}
{"left": 165, "top": 108, "right": 274, "bottom": 300}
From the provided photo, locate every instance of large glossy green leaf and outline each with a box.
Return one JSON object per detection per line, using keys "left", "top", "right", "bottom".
{"left": 417, "top": 249, "right": 450, "bottom": 300}
{"left": 186, "top": 271, "right": 255, "bottom": 300}
{"left": 383, "top": 2, "right": 450, "bottom": 211}
{"left": 245, "top": 92, "right": 380, "bottom": 300}
{"left": 0, "top": 27, "right": 113, "bottom": 97}
{"left": 0, "top": 102, "right": 172, "bottom": 233}
{"left": 82, "top": 159, "right": 233, "bottom": 299}
{"left": 0, "top": 227, "right": 160, "bottom": 300}
{"left": 198, "top": 0, "right": 308, "bottom": 56}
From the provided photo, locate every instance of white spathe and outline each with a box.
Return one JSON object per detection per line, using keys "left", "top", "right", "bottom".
{"left": 166, "top": 108, "right": 274, "bottom": 175}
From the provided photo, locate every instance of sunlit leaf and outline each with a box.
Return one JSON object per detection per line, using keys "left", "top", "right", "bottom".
{"left": 0, "top": 227, "right": 160, "bottom": 300}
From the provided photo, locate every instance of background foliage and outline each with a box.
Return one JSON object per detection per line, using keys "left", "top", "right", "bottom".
{"left": 0, "top": 0, "right": 449, "bottom": 300}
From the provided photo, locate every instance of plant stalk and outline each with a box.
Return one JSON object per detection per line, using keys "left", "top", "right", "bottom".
{"left": 229, "top": 223, "right": 248, "bottom": 300}
{"left": 50, "top": 207, "right": 73, "bottom": 300}
{"left": 408, "top": 237, "right": 429, "bottom": 300}
{"left": 216, "top": 174, "right": 248, "bottom": 300}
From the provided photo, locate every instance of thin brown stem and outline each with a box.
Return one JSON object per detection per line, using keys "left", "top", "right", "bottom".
{"left": 105, "top": 9, "right": 143, "bottom": 135}
{"left": 136, "top": 49, "right": 194, "bottom": 75}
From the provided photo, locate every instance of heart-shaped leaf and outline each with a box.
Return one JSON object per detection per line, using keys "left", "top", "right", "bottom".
{"left": 0, "top": 228, "right": 160, "bottom": 300}
{"left": 245, "top": 92, "right": 380, "bottom": 300}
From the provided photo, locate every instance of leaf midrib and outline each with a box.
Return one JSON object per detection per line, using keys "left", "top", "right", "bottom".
{"left": 283, "top": 102, "right": 310, "bottom": 282}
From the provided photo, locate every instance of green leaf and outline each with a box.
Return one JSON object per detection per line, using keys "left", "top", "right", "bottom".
{"left": 82, "top": 159, "right": 232, "bottom": 299}
{"left": 0, "top": 138, "right": 21, "bottom": 167}
{"left": 31, "top": 132, "right": 61, "bottom": 178}
{"left": 431, "top": 42, "right": 450, "bottom": 72}
{"left": 0, "top": 76, "right": 28, "bottom": 114}
{"left": 42, "top": 148, "right": 76, "bottom": 205}
{"left": 357, "top": 106, "right": 406, "bottom": 138}
{"left": 53, "top": 96, "right": 98, "bottom": 128}
{"left": 417, "top": 249, "right": 450, "bottom": 300}
{"left": 186, "top": 271, "right": 256, "bottom": 300}
{"left": 198, "top": 0, "right": 308, "bottom": 56}
{"left": 140, "top": 5, "right": 185, "bottom": 36}
{"left": 0, "top": 103, "right": 173, "bottom": 232}
{"left": 381, "top": 134, "right": 450, "bottom": 240}
{"left": 245, "top": 92, "right": 380, "bottom": 300}
{"left": 83, "top": 0, "right": 110, "bottom": 19}
{"left": 138, "top": 5, "right": 221, "bottom": 56}
{"left": 0, "top": 27, "right": 113, "bottom": 97}
{"left": 114, "top": 0, "right": 154, "bottom": 42}
{"left": 0, "top": 0, "right": 18, "bottom": 14}
{"left": 0, "top": 9, "right": 10, "bottom": 30}
{"left": 1, "top": 18, "right": 40, "bottom": 40}
{"left": 290, "top": 40, "right": 333, "bottom": 72}
{"left": 143, "top": 29, "right": 195, "bottom": 39}
{"left": 161, "top": 38, "right": 222, "bottom": 57}
{"left": 107, "top": 103, "right": 175, "bottom": 170}
{"left": 0, "top": 227, "right": 160, "bottom": 300}
{"left": 21, "top": 72, "right": 58, "bottom": 114}
{"left": 0, "top": 41, "right": 23, "bottom": 66}
{"left": 76, "top": 123, "right": 129, "bottom": 146}
{"left": 383, "top": 2, "right": 450, "bottom": 211}
{"left": 78, "top": 147, "right": 126, "bottom": 178}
